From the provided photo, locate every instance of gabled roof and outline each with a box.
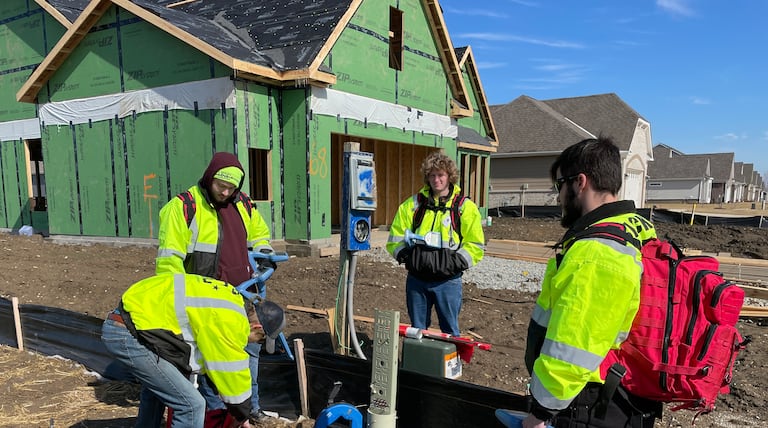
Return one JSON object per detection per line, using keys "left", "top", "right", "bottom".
{"left": 649, "top": 144, "right": 710, "bottom": 179}
{"left": 19, "top": 0, "right": 474, "bottom": 117}
{"left": 734, "top": 162, "right": 745, "bottom": 183}
{"left": 697, "top": 152, "right": 734, "bottom": 182}
{"left": 19, "top": 0, "right": 358, "bottom": 102}
{"left": 455, "top": 45, "right": 497, "bottom": 148}
{"left": 35, "top": 0, "right": 89, "bottom": 27}
{"left": 743, "top": 163, "right": 755, "bottom": 185}
{"left": 654, "top": 143, "right": 685, "bottom": 157}
{"left": 490, "top": 95, "right": 592, "bottom": 153}
{"left": 541, "top": 93, "right": 644, "bottom": 152}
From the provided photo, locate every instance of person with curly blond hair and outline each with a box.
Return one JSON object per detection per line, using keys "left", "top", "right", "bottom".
{"left": 386, "top": 151, "right": 485, "bottom": 336}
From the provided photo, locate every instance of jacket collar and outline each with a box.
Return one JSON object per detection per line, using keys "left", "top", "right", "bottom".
{"left": 557, "top": 200, "right": 637, "bottom": 247}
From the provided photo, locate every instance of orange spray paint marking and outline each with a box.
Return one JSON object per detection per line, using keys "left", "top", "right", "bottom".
{"left": 144, "top": 173, "right": 158, "bottom": 238}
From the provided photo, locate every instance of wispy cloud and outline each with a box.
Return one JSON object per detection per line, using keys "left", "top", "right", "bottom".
{"left": 656, "top": 0, "right": 695, "bottom": 17}
{"left": 612, "top": 40, "right": 644, "bottom": 48}
{"left": 714, "top": 133, "right": 747, "bottom": 141}
{"left": 475, "top": 61, "right": 508, "bottom": 70}
{"left": 456, "top": 33, "right": 584, "bottom": 49}
{"left": 507, "top": 0, "right": 539, "bottom": 6}
{"left": 689, "top": 96, "right": 711, "bottom": 105}
{"left": 442, "top": 7, "right": 509, "bottom": 19}
{"left": 763, "top": 131, "right": 768, "bottom": 141}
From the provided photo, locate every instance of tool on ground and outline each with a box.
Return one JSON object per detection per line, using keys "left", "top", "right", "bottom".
{"left": 314, "top": 381, "right": 364, "bottom": 428}
{"left": 397, "top": 325, "right": 491, "bottom": 363}
{"left": 236, "top": 249, "right": 293, "bottom": 359}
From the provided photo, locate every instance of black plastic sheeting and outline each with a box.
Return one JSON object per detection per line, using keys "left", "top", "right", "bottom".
{"left": 0, "top": 298, "right": 527, "bottom": 426}
{"left": 304, "top": 351, "right": 528, "bottom": 427}
{"left": 490, "top": 206, "right": 767, "bottom": 228}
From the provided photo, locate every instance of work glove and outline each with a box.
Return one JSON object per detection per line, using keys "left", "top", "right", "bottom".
{"left": 396, "top": 247, "right": 412, "bottom": 264}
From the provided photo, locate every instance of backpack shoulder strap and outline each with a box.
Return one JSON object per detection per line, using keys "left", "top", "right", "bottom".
{"left": 176, "top": 191, "right": 196, "bottom": 228}
{"left": 236, "top": 191, "right": 254, "bottom": 217}
{"left": 411, "top": 193, "right": 428, "bottom": 232}
{"left": 569, "top": 222, "right": 641, "bottom": 251}
{"left": 451, "top": 193, "right": 467, "bottom": 242}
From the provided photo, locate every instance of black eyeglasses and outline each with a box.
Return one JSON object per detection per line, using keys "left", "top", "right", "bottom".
{"left": 554, "top": 175, "right": 579, "bottom": 192}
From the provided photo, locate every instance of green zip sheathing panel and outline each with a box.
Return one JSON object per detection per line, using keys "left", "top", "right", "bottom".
{"left": 0, "top": 1, "right": 66, "bottom": 233}
{"left": 281, "top": 89, "right": 310, "bottom": 241}
{"left": 234, "top": 81, "right": 282, "bottom": 239}
{"left": 0, "top": 139, "right": 31, "bottom": 229}
{"left": 42, "top": 6, "right": 230, "bottom": 103}
{"left": 235, "top": 82, "right": 275, "bottom": 151}
{"left": 0, "top": 1, "right": 65, "bottom": 121}
{"left": 41, "top": 108, "right": 236, "bottom": 238}
{"left": 457, "top": 66, "right": 488, "bottom": 140}
{"left": 329, "top": 0, "right": 450, "bottom": 115}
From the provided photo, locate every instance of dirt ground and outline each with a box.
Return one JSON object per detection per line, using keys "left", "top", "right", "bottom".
{"left": 1, "top": 211, "right": 767, "bottom": 427}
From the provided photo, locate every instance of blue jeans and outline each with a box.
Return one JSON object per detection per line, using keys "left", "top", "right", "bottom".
{"left": 101, "top": 319, "right": 205, "bottom": 427}
{"left": 405, "top": 274, "right": 463, "bottom": 336}
{"left": 198, "top": 342, "right": 261, "bottom": 415}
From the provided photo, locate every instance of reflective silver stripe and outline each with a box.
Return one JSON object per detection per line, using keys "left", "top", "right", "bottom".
{"left": 388, "top": 235, "right": 404, "bottom": 244}
{"left": 252, "top": 244, "right": 272, "bottom": 253}
{"left": 221, "top": 389, "right": 251, "bottom": 405}
{"left": 531, "top": 304, "right": 551, "bottom": 327}
{"left": 206, "top": 358, "right": 249, "bottom": 372}
{"left": 186, "top": 296, "right": 244, "bottom": 313}
{"left": 191, "top": 242, "right": 217, "bottom": 253}
{"left": 467, "top": 240, "right": 486, "bottom": 250}
{"left": 457, "top": 248, "right": 472, "bottom": 265}
{"left": 157, "top": 248, "right": 184, "bottom": 258}
{"left": 541, "top": 338, "right": 603, "bottom": 371}
{"left": 173, "top": 274, "right": 201, "bottom": 372}
{"left": 615, "top": 330, "right": 629, "bottom": 344}
{"left": 530, "top": 374, "right": 573, "bottom": 410}
{"left": 582, "top": 237, "right": 642, "bottom": 269}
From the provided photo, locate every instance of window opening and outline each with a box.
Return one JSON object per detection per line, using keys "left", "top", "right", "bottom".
{"left": 389, "top": 7, "right": 404, "bottom": 70}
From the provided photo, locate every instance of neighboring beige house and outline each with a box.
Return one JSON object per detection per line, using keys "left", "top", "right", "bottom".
{"left": 647, "top": 144, "right": 713, "bottom": 203}
{"left": 489, "top": 93, "right": 653, "bottom": 208}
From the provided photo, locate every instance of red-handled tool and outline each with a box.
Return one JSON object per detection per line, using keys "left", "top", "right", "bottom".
{"left": 397, "top": 325, "right": 491, "bottom": 363}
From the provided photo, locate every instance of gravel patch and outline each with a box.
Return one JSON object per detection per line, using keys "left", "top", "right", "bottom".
{"left": 361, "top": 247, "right": 546, "bottom": 293}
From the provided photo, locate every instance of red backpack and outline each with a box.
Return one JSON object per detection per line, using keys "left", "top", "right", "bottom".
{"left": 577, "top": 223, "right": 749, "bottom": 414}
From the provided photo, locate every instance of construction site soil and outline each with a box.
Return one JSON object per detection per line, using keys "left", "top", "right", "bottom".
{"left": 1, "top": 215, "right": 766, "bottom": 427}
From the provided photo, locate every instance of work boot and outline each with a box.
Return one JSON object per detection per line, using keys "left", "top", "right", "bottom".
{"left": 249, "top": 409, "right": 273, "bottom": 425}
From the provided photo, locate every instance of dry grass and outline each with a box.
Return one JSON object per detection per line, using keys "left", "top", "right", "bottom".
{"left": 0, "top": 345, "right": 138, "bottom": 427}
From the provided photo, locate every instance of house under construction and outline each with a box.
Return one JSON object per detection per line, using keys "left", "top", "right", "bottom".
{"left": 0, "top": 0, "right": 497, "bottom": 255}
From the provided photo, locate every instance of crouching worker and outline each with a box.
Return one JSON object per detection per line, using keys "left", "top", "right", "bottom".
{"left": 101, "top": 273, "right": 286, "bottom": 428}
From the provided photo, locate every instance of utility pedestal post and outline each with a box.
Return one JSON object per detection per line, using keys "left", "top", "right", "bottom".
{"left": 367, "top": 310, "right": 400, "bottom": 427}
{"left": 337, "top": 142, "right": 376, "bottom": 357}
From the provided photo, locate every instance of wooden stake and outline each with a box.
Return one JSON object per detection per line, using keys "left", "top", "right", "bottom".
{"left": 12, "top": 297, "right": 23, "bottom": 351}
{"left": 293, "top": 338, "right": 310, "bottom": 418}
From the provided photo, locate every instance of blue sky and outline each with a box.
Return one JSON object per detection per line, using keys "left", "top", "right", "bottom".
{"left": 441, "top": 0, "right": 768, "bottom": 178}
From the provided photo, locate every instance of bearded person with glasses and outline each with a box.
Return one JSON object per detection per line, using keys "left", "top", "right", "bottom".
{"left": 498, "top": 136, "right": 660, "bottom": 428}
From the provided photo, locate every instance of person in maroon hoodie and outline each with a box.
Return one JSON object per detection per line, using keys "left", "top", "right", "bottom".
{"left": 156, "top": 152, "right": 275, "bottom": 425}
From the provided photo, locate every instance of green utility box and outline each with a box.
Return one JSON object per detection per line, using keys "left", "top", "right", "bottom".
{"left": 401, "top": 337, "right": 462, "bottom": 379}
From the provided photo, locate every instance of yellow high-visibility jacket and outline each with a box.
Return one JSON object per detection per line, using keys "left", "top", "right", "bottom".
{"left": 525, "top": 201, "right": 656, "bottom": 416}
{"left": 387, "top": 184, "right": 484, "bottom": 280}
{"left": 155, "top": 185, "right": 271, "bottom": 277}
{"left": 121, "top": 273, "right": 252, "bottom": 419}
